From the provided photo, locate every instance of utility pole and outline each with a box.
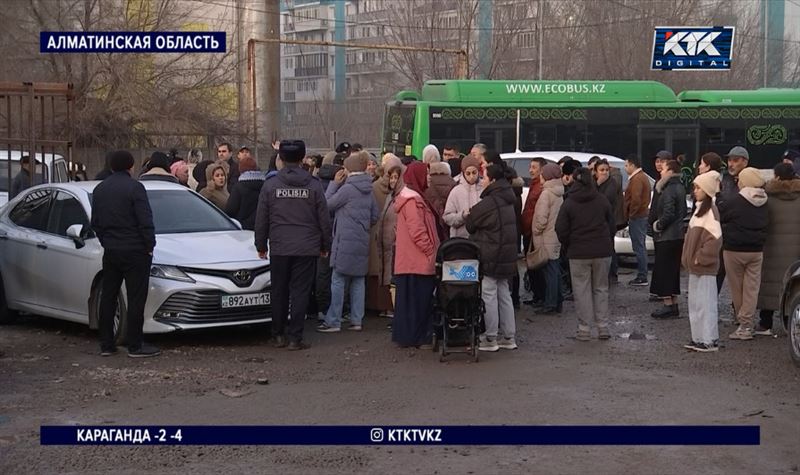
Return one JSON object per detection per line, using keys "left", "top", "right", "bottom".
{"left": 538, "top": 0, "right": 545, "bottom": 80}
{"left": 477, "top": 0, "right": 493, "bottom": 79}
{"left": 762, "top": 0, "right": 786, "bottom": 87}
{"left": 262, "top": 0, "right": 281, "bottom": 149}
{"left": 236, "top": 0, "right": 245, "bottom": 134}
{"left": 334, "top": 0, "right": 345, "bottom": 119}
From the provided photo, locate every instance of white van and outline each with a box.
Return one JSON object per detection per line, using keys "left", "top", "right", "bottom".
{"left": 500, "top": 151, "right": 657, "bottom": 256}
{"left": 0, "top": 150, "right": 70, "bottom": 206}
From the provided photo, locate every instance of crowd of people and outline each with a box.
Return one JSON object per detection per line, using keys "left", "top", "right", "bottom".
{"left": 86, "top": 139, "right": 800, "bottom": 357}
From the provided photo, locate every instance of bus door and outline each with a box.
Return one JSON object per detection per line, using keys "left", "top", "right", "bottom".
{"left": 476, "top": 125, "right": 516, "bottom": 153}
{"left": 637, "top": 125, "right": 699, "bottom": 179}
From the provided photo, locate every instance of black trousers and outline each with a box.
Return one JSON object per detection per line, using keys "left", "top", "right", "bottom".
{"left": 99, "top": 249, "right": 152, "bottom": 351}
{"left": 271, "top": 255, "right": 316, "bottom": 343}
{"left": 315, "top": 255, "right": 332, "bottom": 315}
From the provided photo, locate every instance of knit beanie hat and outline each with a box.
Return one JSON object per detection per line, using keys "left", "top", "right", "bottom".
{"left": 239, "top": 155, "right": 259, "bottom": 173}
{"left": 429, "top": 162, "right": 451, "bottom": 176}
{"left": 693, "top": 170, "right": 720, "bottom": 197}
{"left": 541, "top": 163, "right": 562, "bottom": 181}
{"left": 737, "top": 167, "right": 765, "bottom": 189}
{"left": 461, "top": 155, "right": 481, "bottom": 173}
{"left": 344, "top": 151, "right": 369, "bottom": 173}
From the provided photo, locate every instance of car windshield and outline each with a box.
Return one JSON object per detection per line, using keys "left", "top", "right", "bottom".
{"left": 146, "top": 189, "right": 238, "bottom": 234}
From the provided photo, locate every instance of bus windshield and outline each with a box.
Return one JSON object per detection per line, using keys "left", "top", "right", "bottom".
{"left": 382, "top": 102, "right": 416, "bottom": 156}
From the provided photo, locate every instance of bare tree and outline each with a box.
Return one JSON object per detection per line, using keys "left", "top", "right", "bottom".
{"left": 0, "top": 0, "right": 238, "bottom": 149}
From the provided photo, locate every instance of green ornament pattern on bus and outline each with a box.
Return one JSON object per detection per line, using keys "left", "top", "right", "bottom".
{"left": 438, "top": 108, "right": 588, "bottom": 121}
{"left": 746, "top": 124, "right": 787, "bottom": 145}
{"left": 639, "top": 107, "right": 800, "bottom": 121}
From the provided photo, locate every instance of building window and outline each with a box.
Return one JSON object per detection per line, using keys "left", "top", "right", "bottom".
{"left": 515, "top": 31, "right": 536, "bottom": 48}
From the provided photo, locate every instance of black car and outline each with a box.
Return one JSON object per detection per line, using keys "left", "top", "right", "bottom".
{"left": 779, "top": 259, "right": 800, "bottom": 367}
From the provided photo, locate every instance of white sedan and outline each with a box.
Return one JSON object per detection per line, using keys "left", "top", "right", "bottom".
{"left": 0, "top": 181, "right": 272, "bottom": 343}
{"left": 501, "top": 151, "right": 656, "bottom": 256}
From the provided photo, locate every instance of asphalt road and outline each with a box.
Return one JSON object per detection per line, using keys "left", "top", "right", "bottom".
{"left": 1, "top": 266, "right": 799, "bottom": 474}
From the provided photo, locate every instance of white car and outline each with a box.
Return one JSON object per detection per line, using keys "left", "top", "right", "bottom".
{"left": 501, "top": 151, "right": 656, "bottom": 256}
{"left": 0, "top": 181, "right": 272, "bottom": 343}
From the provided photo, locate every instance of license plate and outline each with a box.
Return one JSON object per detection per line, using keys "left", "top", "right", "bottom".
{"left": 220, "top": 292, "right": 271, "bottom": 308}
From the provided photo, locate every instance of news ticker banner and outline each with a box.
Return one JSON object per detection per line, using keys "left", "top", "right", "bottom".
{"left": 40, "top": 32, "right": 226, "bottom": 53}
{"left": 40, "top": 425, "right": 760, "bottom": 446}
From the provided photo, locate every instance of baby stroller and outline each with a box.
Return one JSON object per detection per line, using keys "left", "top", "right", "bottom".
{"left": 432, "top": 238, "right": 484, "bottom": 362}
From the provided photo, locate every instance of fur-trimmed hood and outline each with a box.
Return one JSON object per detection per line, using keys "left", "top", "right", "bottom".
{"left": 765, "top": 177, "right": 800, "bottom": 201}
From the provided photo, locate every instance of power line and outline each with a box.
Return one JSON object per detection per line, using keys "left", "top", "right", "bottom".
{"left": 182, "top": 1, "right": 800, "bottom": 46}
{"left": 190, "top": 0, "right": 661, "bottom": 32}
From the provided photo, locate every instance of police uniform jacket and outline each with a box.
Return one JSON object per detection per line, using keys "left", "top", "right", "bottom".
{"left": 254, "top": 163, "right": 332, "bottom": 256}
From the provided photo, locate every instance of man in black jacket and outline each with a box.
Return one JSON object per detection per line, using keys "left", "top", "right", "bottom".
{"left": 555, "top": 168, "right": 616, "bottom": 341}
{"left": 90, "top": 150, "right": 159, "bottom": 358}
{"left": 255, "top": 140, "right": 332, "bottom": 350}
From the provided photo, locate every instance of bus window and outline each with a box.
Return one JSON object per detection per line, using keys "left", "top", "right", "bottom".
{"left": 429, "top": 121, "right": 476, "bottom": 154}
{"left": 382, "top": 103, "right": 416, "bottom": 155}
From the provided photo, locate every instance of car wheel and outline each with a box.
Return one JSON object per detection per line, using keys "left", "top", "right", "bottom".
{"left": 788, "top": 293, "right": 800, "bottom": 368}
{"left": 0, "top": 274, "right": 18, "bottom": 324}
{"left": 92, "top": 284, "right": 128, "bottom": 346}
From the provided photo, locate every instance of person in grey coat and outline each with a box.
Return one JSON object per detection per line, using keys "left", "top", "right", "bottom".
{"left": 317, "top": 151, "right": 379, "bottom": 333}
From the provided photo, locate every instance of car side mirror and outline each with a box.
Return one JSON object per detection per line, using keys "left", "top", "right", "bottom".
{"left": 231, "top": 219, "right": 243, "bottom": 230}
{"left": 66, "top": 224, "right": 85, "bottom": 249}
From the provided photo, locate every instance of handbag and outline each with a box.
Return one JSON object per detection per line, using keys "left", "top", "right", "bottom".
{"left": 525, "top": 237, "right": 548, "bottom": 270}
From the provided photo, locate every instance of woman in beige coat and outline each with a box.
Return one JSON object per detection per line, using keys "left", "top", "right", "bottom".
{"left": 532, "top": 163, "right": 565, "bottom": 313}
{"left": 366, "top": 153, "right": 398, "bottom": 314}
{"left": 371, "top": 155, "right": 405, "bottom": 318}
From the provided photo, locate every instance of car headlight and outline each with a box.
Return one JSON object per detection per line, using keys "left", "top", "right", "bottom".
{"left": 150, "top": 264, "right": 195, "bottom": 283}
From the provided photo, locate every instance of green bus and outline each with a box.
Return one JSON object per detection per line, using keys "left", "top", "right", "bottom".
{"left": 381, "top": 80, "right": 800, "bottom": 177}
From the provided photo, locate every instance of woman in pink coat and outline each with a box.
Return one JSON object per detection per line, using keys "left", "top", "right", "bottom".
{"left": 391, "top": 162, "right": 441, "bottom": 348}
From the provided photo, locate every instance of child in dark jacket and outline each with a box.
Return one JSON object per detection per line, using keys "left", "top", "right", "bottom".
{"left": 682, "top": 171, "right": 722, "bottom": 352}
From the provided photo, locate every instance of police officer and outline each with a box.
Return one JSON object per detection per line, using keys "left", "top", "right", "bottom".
{"left": 255, "top": 140, "right": 332, "bottom": 350}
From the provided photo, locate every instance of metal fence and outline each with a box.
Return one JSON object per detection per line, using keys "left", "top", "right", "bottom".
{"left": 0, "top": 82, "right": 73, "bottom": 200}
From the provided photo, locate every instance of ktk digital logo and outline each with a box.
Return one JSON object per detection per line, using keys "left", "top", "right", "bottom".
{"left": 651, "top": 26, "right": 735, "bottom": 71}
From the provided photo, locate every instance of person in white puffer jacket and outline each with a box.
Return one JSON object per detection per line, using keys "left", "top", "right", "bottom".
{"left": 443, "top": 155, "right": 482, "bottom": 238}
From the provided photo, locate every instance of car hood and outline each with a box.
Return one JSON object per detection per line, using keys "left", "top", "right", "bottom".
{"left": 153, "top": 230, "right": 263, "bottom": 266}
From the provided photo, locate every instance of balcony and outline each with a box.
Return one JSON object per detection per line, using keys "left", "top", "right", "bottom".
{"left": 293, "top": 18, "right": 328, "bottom": 33}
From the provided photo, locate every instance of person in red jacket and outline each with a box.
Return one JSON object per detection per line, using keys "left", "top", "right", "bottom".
{"left": 391, "top": 165, "right": 440, "bottom": 348}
